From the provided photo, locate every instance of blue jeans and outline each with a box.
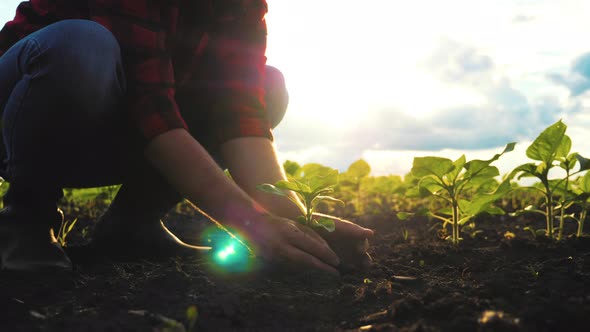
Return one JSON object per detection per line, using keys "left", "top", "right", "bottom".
{"left": 0, "top": 20, "right": 288, "bottom": 221}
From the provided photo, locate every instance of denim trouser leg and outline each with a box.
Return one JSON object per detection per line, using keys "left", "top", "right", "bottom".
{"left": 0, "top": 19, "right": 130, "bottom": 191}
{"left": 0, "top": 19, "right": 179, "bottom": 221}
{"left": 0, "top": 19, "right": 290, "bottom": 224}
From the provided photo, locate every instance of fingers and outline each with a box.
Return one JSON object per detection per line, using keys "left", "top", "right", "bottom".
{"left": 294, "top": 222, "right": 330, "bottom": 244}
{"left": 334, "top": 218, "right": 374, "bottom": 238}
{"left": 281, "top": 245, "right": 340, "bottom": 276}
{"left": 281, "top": 221, "right": 340, "bottom": 267}
{"left": 313, "top": 213, "right": 374, "bottom": 238}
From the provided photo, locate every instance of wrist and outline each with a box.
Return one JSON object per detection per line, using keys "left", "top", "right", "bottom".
{"left": 220, "top": 199, "right": 271, "bottom": 233}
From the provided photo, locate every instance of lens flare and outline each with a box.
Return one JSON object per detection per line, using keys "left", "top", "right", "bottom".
{"left": 201, "top": 226, "right": 253, "bottom": 274}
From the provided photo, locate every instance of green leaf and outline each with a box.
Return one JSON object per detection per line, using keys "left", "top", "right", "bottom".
{"left": 556, "top": 135, "right": 572, "bottom": 160}
{"left": 510, "top": 205, "right": 546, "bottom": 217}
{"left": 465, "top": 143, "right": 515, "bottom": 177}
{"left": 296, "top": 216, "right": 307, "bottom": 225}
{"left": 315, "top": 217, "right": 335, "bottom": 232}
{"left": 437, "top": 207, "right": 453, "bottom": 216}
{"left": 256, "top": 183, "right": 288, "bottom": 197}
{"left": 418, "top": 176, "right": 445, "bottom": 195}
{"left": 535, "top": 229, "right": 547, "bottom": 236}
{"left": 298, "top": 164, "right": 339, "bottom": 191}
{"left": 405, "top": 186, "right": 422, "bottom": 198}
{"left": 461, "top": 180, "right": 511, "bottom": 216}
{"left": 346, "top": 159, "right": 371, "bottom": 179}
{"left": 508, "top": 163, "right": 542, "bottom": 180}
{"left": 66, "top": 218, "right": 78, "bottom": 234}
{"left": 411, "top": 157, "right": 454, "bottom": 178}
{"left": 523, "top": 226, "right": 537, "bottom": 238}
{"left": 479, "top": 205, "right": 505, "bottom": 215}
{"left": 469, "top": 166, "right": 500, "bottom": 185}
{"left": 447, "top": 155, "right": 466, "bottom": 182}
{"left": 313, "top": 195, "right": 345, "bottom": 206}
{"left": 397, "top": 212, "right": 413, "bottom": 220}
{"left": 526, "top": 120, "right": 567, "bottom": 163}
{"left": 576, "top": 154, "right": 590, "bottom": 172}
{"left": 581, "top": 172, "right": 590, "bottom": 193}
{"left": 186, "top": 305, "right": 198, "bottom": 331}
{"left": 283, "top": 160, "right": 301, "bottom": 177}
{"left": 274, "top": 180, "right": 302, "bottom": 192}
{"left": 561, "top": 152, "right": 578, "bottom": 171}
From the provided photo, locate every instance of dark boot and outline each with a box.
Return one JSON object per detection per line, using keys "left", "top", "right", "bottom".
{"left": 0, "top": 205, "right": 72, "bottom": 271}
{"left": 92, "top": 210, "right": 211, "bottom": 259}
{"left": 91, "top": 166, "right": 211, "bottom": 259}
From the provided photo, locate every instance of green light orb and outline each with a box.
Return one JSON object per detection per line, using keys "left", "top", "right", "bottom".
{"left": 201, "top": 226, "right": 253, "bottom": 273}
{"left": 217, "top": 245, "right": 236, "bottom": 260}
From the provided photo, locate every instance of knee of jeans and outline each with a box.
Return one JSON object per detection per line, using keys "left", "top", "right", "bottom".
{"left": 265, "top": 65, "right": 289, "bottom": 129}
{"left": 36, "top": 20, "right": 125, "bottom": 97}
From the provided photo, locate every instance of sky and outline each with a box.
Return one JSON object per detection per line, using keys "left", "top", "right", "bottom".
{"left": 2, "top": 1, "right": 590, "bottom": 177}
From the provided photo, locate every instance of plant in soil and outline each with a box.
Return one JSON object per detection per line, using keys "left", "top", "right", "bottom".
{"left": 507, "top": 120, "right": 590, "bottom": 240}
{"left": 398, "top": 143, "right": 515, "bottom": 245}
{"left": 562, "top": 172, "right": 590, "bottom": 237}
{"left": 52, "top": 218, "right": 78, "bottom": 247}
{"left": 257, "top": 167, "right": 343, "bottom": 232}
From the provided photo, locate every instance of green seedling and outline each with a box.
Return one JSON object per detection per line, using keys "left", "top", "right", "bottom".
{"left": 0, "top": 178, "right": 8, "bottom": 209}
{"left": 257, "top": 168, "right": 343, "bottom": 232}
{"left": 339, "top": 159, "right": 371, "bottom": 214}
{"left": 402, "top": 228, "right": 409, "bottom": 241}
{"left": 523, "top": 226, "right": 541, "bottom": 239}
{"left": 508, "top": 120, "right": 590, "bottom": 240}
{"left": 398, "top": 143, "right": 515, "bottom": 245}
{"left": 557, "top": 171, "right": 590, "bottom": 237}
{"left": 53, "top": 218, "right": 78, "bottom": 247}
{"left": 185, "top": 305, "right": 198, "bottom": 332}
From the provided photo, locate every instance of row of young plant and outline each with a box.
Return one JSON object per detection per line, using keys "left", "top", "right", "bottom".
{"left": 1, "top": 120, "right": 585, "bottom": 244}
{"left": 267, "top": 120, "right": 590, "bottom": 244}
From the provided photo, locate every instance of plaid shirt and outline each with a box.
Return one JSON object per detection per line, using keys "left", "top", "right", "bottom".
{"left": 0, "top": 0, "right": 271, "bottom": 146}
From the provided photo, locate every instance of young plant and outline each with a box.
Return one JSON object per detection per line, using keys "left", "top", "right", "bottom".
{"left": 339, "top": 159, "right": 371, "bottom": 214}
{"left": 257, "top": 168, "right": 343, "bottom": 232}
{"left": 398, "top": 143, "right": 515, "bottom": 245}
{"left": 0, "top": 178, "right": 8, "bottom": 209}
{"left": 556, "top": 171, "right": 590, "bottom": 238}
{"left": 52, "top": 218, "right": 78, "bottom": 247}
{"left": 508, "top": 120, "right": 590, "bottom": 240}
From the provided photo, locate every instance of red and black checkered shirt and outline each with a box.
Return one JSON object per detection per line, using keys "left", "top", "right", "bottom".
{"left": 0, "top": 0, "right": 272, "bottom": 147}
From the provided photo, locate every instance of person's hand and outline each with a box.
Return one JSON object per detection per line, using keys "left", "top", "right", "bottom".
{"left": 313, "top": 213, "right": 374, "bottom": 271}
{"left": 238, "top": 213, "right": 341, "bottom": 275}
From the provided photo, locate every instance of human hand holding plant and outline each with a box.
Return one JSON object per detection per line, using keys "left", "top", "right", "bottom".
{"left": 257, "top": 168, "right": 374, "bottom": 270}
{"left": 237, "top": 210, "right": 342, "bottom": 275}
{"left": 256, "top": 168, "right": 343, "bottom": 232}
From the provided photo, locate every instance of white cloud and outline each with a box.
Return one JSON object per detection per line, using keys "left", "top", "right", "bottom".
{"left": 3, "top": 0, "right": 589, "bottom": 178}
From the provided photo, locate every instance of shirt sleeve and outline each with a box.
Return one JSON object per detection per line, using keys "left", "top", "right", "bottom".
{"left": 201, "top": 0, "right": 272, "bottom": 144}
{"left": 90, "top": 0, "right": 187, "bottom": 145}
{"left": 0, "top": 1, "right": 51, "bottom": 57}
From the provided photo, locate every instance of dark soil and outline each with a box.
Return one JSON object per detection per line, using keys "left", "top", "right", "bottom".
{"left": 2, "top": 202, "right": 590, "bottom": 332}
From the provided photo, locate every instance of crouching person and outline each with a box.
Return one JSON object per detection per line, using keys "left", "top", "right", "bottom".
{"left": 0, "top": 0, "right": 373, "bottom": 274}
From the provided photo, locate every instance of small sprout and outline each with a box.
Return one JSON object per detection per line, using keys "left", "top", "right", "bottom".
{"left": 185, "top": 305, "right": 198, "bottom": 332}
{"left": 52, "top": 218, "right": 78, "bottom": 247}
{"left": 504, "top": 231, "right": 516, "bottom": 240}
{"left": 402, "top": 228, "right": 409, "bottom": 241}
{"left": 526, "top": 264, "right": 540, "bottom": 279}
{"left": 419, "top": 260, "right": 425, "bottom": 267}
{"left": 363, "top": 278, "right": 373, "bottom": 284}
{"left": 257, "top": 168, "right": 343, "bottom": 232}
{"left": 470, "top": 230, "right": 484, "bottom": 239}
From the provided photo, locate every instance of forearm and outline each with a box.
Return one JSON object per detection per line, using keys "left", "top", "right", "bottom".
{"left": 220, "top": 137, "right": 307, "bottom": 221}
{"left": 144, "top": 129, "right": 266, "bottom": 231}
